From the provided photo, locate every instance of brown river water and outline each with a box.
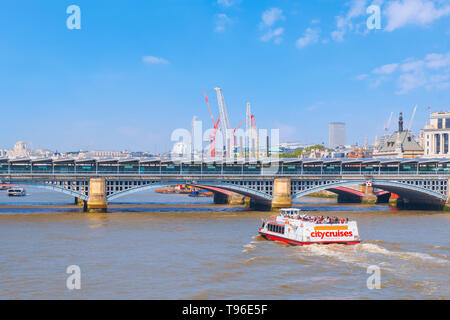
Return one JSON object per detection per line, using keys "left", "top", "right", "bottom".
{"left": 0, "top": 188, "right": 448, "bottom": 299}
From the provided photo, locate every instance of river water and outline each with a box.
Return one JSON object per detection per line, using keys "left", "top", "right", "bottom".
{"left": 0, "top": 188, "right": 448, "bottom": 299}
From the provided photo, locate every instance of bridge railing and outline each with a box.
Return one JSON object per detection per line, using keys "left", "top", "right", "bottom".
{"left": 1, "top": 169, "right": 450, "bottom": 177}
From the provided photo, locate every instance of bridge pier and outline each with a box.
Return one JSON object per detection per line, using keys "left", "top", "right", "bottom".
{"left": 213, "top": 192, "right": 245, "bottom": 205}
{"left": 227, "top": 192, "right": 245, "bottom": 205}
{"left": 444, "top": 178, "right": 450, "bottom": 211}
{"left": 361, "top": 185, "right": 377, "bottom": 204}
{"left": 75, "top": 197, "right": 88, "bottom": 211}
{"left": 86, "top": 178, "right": 108, "bottom": 213}
{"left": 271, "top": 178, "right": 292, "bottom": 210}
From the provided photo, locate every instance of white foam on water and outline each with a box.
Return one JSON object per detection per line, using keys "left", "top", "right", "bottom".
{"left": 358, "top": 243, "right": 449, "bottom": 266}
{"left": 296, "top": 244, "right": 372, "bottom": 268}
{"left": 396, "top": 251, "right": 449, "bottom": 265}
{"left": 358, "top": 243, "right": 392, "bottom": 255}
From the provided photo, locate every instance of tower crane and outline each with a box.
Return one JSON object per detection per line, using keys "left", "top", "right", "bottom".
{"left": 215, "top": 87, "right": 232, "bottom": 157}
{"left": 202, "top": 89, "right": 220, "bottom": 158}
{"left": 407, "top": 105, "right": 418, "bottom": 132}
{"left": 384, "top": 112, "right": 394, "bottom": 132}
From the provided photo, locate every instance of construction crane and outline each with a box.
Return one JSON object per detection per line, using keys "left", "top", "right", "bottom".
{"left": 246, "top": 103, "right": 251, "bottom": 157}
{"left": 202, "top": 89, "right": 220, "bottom": 157}
{"left": 215, "top": 87, "right": 232, "bottom": 157}
{"left": 384, "top": 112, "right": 394, "bottom": 132}
{"left": 407, "top": 104, "right": 418, "bottom": 132}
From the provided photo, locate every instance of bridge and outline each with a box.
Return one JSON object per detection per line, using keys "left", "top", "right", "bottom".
{"left": 1, "top": 157, "right": 450, "bottom": 211}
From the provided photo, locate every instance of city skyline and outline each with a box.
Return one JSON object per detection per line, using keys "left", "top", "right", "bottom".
{"left": 0, "top": 1, "right": 449, "bottom": 153}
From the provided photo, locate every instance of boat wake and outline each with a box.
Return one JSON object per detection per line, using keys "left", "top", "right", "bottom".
{"left": 359, "top": 243, "right": 449, "bottom": 266}
{"left": 292, "top": 242, "right": 449, "bottom": 271}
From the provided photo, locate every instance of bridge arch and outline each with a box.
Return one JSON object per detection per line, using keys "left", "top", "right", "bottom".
{"left": 106, "top": 181, "right": 273, "bottom": 202}
{"left": 192, "top": 182, "right": 272, "bottom": 202}
{"left": 293, "top": 180, "right": 366, "bottom": 199}
{"left": 292, "top": 180, "right": 446, "bottom": 203}
{"left": 6, "top": 181, "right": 89, "bottom": 200}
{"left": 107, "top": 183, "right": 170, "bottom": 201}
{"left": 372, "top": 181, "right": 447, "bottom": 203}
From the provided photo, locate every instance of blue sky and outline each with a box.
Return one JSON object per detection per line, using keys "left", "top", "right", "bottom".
{"left": 0, "top": 0, "right": 449, "bottom": 152}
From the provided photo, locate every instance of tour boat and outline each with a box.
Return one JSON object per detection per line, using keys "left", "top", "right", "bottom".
{"left": 259, "top": 208, "right": 360, "bottom": 246}
{"left": 7, "top": 188, "right": 26, "bottom": 197}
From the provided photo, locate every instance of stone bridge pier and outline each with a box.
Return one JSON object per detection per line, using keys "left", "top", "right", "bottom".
{"left": 86, "top": 178, "right": 108, "bottom": 213}
{"left": 271, "top": 178, "right": 293, "bottom": 210}
{"left": 213, "top": 192, "right": 246, "bottom": 205}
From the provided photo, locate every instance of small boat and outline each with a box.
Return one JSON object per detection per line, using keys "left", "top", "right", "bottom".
{"left": 7, "top": 188, "right": 26, "bottom": 197}
{"left": 0, "top": 185, "right": 10, "bottom": 191}
{"left": 259, "top": 208, "right": 360, "bottom": 246}
{"left": 189, "top": 190, "right": 213, "bottom": 197}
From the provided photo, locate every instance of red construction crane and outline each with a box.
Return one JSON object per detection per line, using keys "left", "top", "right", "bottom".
{"left": 202, "top": 88, "right": 220, "bottom": 157}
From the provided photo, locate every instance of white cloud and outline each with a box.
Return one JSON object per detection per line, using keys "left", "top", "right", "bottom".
{"left": 359, "top": 51, "right": 450, "bottom": 94}
{"left": 305, "top": 101, "right": 325, "bottom": 111}
{"left": 397, "top": 72, "right": 427, "bottom": 93}
{"left": 425, "top": 52, "right": 450, "bottom": 69}
{"left": 331, "top": 0, "right": 369, "bottom": 41}
{"left": 355, "top": 74, "right": 369, "bottom": 80}
{"left": 142, "top": 56, "right": 169, "bottom": 64}
{"left": 372, "top": 63, "right": 399, "bottom": 74}
{"left": 259, "top": 8, "right": 285, "bottom": 44}
{"left": 296, "top": 28, "right": 321, "bottom": 48}
{"left": 260, "top": 27, "right": 284, "bottom": 44}
{"left": 261, "top": 8, "right": 285, "bottom": 28}
{"left": 217, "top": 0, "right": 240, "bottom": 8}
{"left": 215, "top": 13, "right": 233, "bottom": 32}
{"left": 400, "top": 59, "right": 425, "bottom": 72}
{"left": 385, "top": 0, "right": 450, "bottom": 31}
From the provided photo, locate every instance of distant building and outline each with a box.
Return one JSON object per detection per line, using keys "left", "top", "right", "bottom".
{"left": 421, "top": 111, "right": 450, "bottom": 158}
{"left": 76, "top": 150, "right": 132, "bottom": 159}
{"left": 172, "top": 142, "right": 188, "bottom": 156}
{"left": 0, "top": 141, "right": 54, "bottom": 158}
{"left": 329, "top": 122, "right": 346, "bottom": 149}
{"left": 279, "top": 142, "right": 307, "bottom": 153}
{"left": 301, "top": 148, "right": 330, "bottom": 159}
{"left": 373, "top": 113, "right": 423, "bottom": 159}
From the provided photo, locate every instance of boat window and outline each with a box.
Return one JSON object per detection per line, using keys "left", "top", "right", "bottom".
{"left": 268, "top": 224, "right": 284, "bottom": 234}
